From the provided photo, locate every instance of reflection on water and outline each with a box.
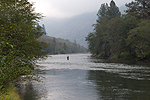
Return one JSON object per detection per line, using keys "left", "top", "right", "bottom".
{"left": 16, "top": 54, "right": 150, "bottom": 100}
{"left": 16, "top": 81, "right": 47, "bottom": 100}
{"left": 88, "top": 70, "right": 150, "bottom": 100}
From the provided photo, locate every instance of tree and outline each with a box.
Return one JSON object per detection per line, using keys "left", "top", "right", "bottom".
{"left": 0, "top": 0, "right": 47, "bottom": 88}
{"left": 103, "top": 15, "right": 138, "bottom": 59}
{"left": 86, "top": 0, "right": 121, "bottom": 57}
{"left": 107, "top": 0, "right": 121, "bottom": 19}
{"left": 126, "top": 19, "right": 150, "bottom": 60}
{"left": 85, "top": 33, "right": 96, "bottom": 54}
{"left": 42, "top": 24, "right": 46, "bottom": 34}
{"left": 86, "top": 0, "right": 147, "bottom": 60}
{"left": 36, "top": 23, "right": 46, "bottom": 37}
{"left": 97, "top": 0, "right": 121, "bottom": 20}
{"left": 52, "top": 38, "right": 56, "bottom": 54}
{"left": 97, "top": 3, "right": 108, "bottom": 18}
{"left": 125, "top": 0, "right": 150, "bottom": 19}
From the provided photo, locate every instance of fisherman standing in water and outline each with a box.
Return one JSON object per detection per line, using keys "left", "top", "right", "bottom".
{"left": 67, "top": 56, "right": 69, "bottom": 60}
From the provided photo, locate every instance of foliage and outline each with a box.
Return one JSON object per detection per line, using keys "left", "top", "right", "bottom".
{"left": 0, "top": 0, "right": 47, "bottom": 89}
{"left": 86, "top": 0, "right": 121, "bottom": 58}
{"left": 38, "top": 36, "right": 87, "bottom": 54}
{"left": 0, "top": 84, "right": 21, "bottom": 100}
{"left": 125, "top": 0, "right": 150, "bottom": 19}
{"left": 86, "top": 0, "right": 150, "bottom": 60}
{"left": 126, "top": 19, "right": 150, "bottom": 60}
{"left": 97, "top": 0, "right": 121, "bottom": 19}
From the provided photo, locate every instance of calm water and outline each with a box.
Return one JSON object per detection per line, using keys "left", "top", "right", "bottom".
{"left": 16, "top": 54, "right": 150, "bottom": 100}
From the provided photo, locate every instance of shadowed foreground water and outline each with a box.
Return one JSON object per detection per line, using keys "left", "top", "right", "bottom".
{"left": 16, "top": 54, "right": 150, "bottom": 100}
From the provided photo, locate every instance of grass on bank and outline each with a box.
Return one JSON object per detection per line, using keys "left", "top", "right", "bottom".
{"left": 0, "top": 84, "right": 21, "bottom": 100}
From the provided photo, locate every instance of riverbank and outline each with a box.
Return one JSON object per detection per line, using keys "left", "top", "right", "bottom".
{"left": 91, "top": 55, "right": 150, "bottom": 66}
{"left": 0, "top": 84, "right": 21, "bottom": 100}
{"left": 92, "top": 53, "right": 150, "bottom": 62}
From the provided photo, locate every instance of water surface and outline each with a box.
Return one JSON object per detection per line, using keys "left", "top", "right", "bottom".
{"left": 17, "top": 54, "right": 150, "bottom": 100}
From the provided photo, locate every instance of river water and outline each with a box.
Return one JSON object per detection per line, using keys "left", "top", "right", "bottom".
{"left": 16, "top": 54, "right": 150, "bottom": 100}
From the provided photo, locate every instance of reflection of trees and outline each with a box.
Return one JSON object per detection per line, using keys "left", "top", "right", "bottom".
{"left": 89, "top": 56, "right": 150, "bottom": 66}
{"left": 87, "top": 70, "right": 150, "bottom": 100}
{"left": 15, "top": 81, "right": 47, "bottom": 100}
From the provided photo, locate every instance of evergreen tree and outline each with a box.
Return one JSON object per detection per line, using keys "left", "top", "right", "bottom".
{"left": 52, "top": 38, "right": 56, "bottom": 54}
{"left": 36, "top": 23, "right": 46, "bottom": 37}
{"left": 107, "top": 0, "right": 121, "bottom": 19}
{"left": 86, "top": 0, "right": 150, "bottom": 60}
{"left": 125, "top": 0, "right": 150, "bottom": 19}
{"left": 97, "top": 3, "right": 108, "bottom": 18}
{"left": 86, "top": 0, "right": 121, "bottom": 57}
{"left": 97, "top": 0, "right": 121, "bottom": 19}
{"left": 42, "top": 24, "right": 46, "bottom": 34}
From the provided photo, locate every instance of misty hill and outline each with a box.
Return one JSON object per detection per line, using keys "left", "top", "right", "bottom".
{"left": 42, "top": 6, "right": 127, "bottom": 47}
{"left": 38, "top": 35, "right": 87, "bottom": 54}
{"left": 43, "top": 12, "right": 97, "bottom": 47}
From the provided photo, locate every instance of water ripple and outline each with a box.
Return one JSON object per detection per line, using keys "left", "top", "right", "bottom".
{"left": 37, "top": 57, "right": 150, "bottom": 81}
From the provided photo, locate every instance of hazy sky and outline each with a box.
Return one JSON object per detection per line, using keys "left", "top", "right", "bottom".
{"left": 29, "top": 0, "right": 133, "bottom": 18}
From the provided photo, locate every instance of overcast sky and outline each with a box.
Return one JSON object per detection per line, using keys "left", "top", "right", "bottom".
{"left": 29, "top": 0, "right": 133, "bottom": 18}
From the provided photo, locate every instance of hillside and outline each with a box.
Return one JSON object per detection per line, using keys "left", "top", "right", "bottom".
{"left": 42, "top": 6, "right": 127, "bottom": 47}
{"left": 38, "top": 35, "right": 87, "bottom": 54}
{"left": 42, "top": 12, "right": 97, "bottom": 47}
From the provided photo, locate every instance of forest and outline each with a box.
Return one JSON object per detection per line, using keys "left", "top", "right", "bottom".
{"left": 86, "top": 0, "right": 150, "bottom": 61}
{"left": 38, "top": 35, "right": 87, "bottom": 54}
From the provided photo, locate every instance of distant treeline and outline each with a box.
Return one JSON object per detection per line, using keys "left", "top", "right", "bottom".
{"left": 38, "top": 36, "right": 87, "bottom": 54}
{"left": 86, "top": 0, "right": 150, "bottom": 61}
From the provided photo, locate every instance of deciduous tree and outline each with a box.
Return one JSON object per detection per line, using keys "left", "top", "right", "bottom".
{"left": 0, "top": 0, "right": 47, "bottom": 88}
{"left": 126, "top": 19, "right": 150, "bottom": 60}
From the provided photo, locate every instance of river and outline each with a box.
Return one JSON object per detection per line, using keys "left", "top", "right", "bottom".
{"left": 16, "top": 54, "right": 150, "bottom": 100}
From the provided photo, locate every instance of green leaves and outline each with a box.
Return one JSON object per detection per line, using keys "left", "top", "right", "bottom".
{"left": 97, "top": 0, "right": 121, "bottom": 20}
{"left": 86, "top": 0, "right": 150, "bottom": 60}
{"left": 125, "top": 0, "right": 150, "bottom": 19}
{"left": 0, "top": 0, "right": 47, "bottom": 88}
{"left": 86, "top": 0, "right": 122, "bottom": 57}
{"left": 126, "top": 19, "right": 150, "bottom": 59}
